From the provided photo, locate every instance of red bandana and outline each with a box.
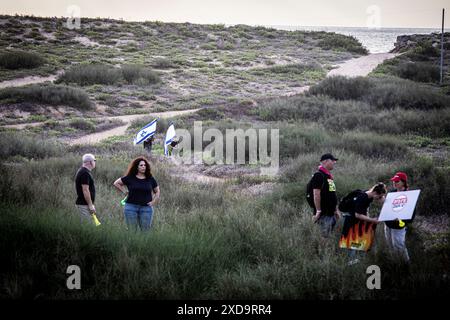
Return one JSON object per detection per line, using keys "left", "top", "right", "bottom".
{"left": 318, "top": 165, "right": 333, "bottom": 180}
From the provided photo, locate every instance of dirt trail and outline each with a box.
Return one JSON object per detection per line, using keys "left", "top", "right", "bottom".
{"left": 281, "top": 53, "right": 399, "bottom": 96}
{"left": 327, "top": 53, "right": 400, "bottom": 78}
{"left": 0, "top": 70, "right": 63, "bottom": 89}
{"left": 68, "top": 108, "right": 200, "bottom": 145}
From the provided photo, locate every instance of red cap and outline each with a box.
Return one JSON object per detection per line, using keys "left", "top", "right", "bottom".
{"left": 390, "top": 172, "right": 408, "bottom": 183}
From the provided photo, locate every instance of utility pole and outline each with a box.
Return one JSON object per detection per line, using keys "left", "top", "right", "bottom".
{"left": 440, "top": 8, "right": 445, "bottom": 85}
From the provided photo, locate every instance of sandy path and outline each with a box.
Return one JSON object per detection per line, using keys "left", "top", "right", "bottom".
{"left": 0, "top": 70, "right": 64, "bottom": 89}
{"left": 327, "top": 53, "right": 400, "bottom": 78}
{"left": 281, "top": 53, "right": 399, "bottom": 96}
{"left": 68, "top": 108, "right": 200, "bottom": 145}
{"left": 2, "top": 122, "right": 43, "bottom": 129}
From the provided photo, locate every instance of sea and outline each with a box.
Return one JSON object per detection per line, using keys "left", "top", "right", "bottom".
{"left": 270, "top": 25, "right": 449, "bottom": 53}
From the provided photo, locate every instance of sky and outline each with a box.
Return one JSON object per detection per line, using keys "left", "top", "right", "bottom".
{"left": 0, "top": 0, "right": 448, "bottom": 28}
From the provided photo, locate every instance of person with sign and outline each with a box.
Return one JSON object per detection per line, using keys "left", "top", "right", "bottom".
{"left": 384, "top": 172, "right": 414, "bottom": 263}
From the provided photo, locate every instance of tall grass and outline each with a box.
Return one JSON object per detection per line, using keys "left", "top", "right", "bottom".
{"left": 0, "top": 84, "right": 93, "bottom": 110}
{"left": 1, "top": 98, "right": 448, "bottom": 301}
{"left": 121, "top": 64, "right": 161, "bottom": 85}
{"left": 255, "top": 95, "right": 450, "bottom": 137}
{"left": 57, "top": 63, "right": 161, "bottom": 86}
{"left": 1, "top": 154, "right": 448, "bottom": 299}
{"left": 395, "top": 62, "right": 440, "bottom": 83}
{"left": 0, "top": 50, "right": 45, "bottom": 69}
{"left": 308, "top": 76, "right": 373, "bottom": 100}
{"left": 309, "top": 76, "right": 450, "bottom": 110}
{"left": 0, "top": 132, "right": 63, "bottom": 160}
{"left": 57, "top": 64, "right": 122, "bottom": 86}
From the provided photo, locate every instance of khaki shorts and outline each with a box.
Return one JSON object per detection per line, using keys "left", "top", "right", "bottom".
{"left": 76, "top": 205, "right": 92, "bottom": 223}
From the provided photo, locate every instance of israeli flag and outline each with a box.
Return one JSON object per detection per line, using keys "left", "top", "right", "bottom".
{"left": 164, "top": 123, "right": 176, "bottom": 156}
{"left": 133, "top": 119, "right": 158, "bottom": 145}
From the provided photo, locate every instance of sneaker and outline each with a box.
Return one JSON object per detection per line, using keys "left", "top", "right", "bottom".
{"left": 347, "top": 258, "right": 360, "bottom": 266}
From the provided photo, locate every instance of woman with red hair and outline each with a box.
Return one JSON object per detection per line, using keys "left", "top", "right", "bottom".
{"left": 114, "top": 156, "right": 160, "bottom": 231}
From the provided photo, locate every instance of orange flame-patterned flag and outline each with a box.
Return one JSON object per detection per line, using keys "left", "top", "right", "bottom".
{"left": 339, "top": 220, "right": 377, "bottom": 252}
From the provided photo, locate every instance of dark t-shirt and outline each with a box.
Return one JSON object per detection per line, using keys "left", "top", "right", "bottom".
{"left": 310, "top": 171, "right": 337, "bottom": 216}
{"left": 353, "top": 192, "right": 373, "bottom": 217}
{"left": 121, "top": 175, "right": 158, "bottom": 206}
{"left": 385, "top": 188, "right": 415, "bottom": 229}
{"left": 75, "top": 167, "right": 95, "bottom": 205}
{"left": 342, "top": 191, "right": 373, "bottom": 230}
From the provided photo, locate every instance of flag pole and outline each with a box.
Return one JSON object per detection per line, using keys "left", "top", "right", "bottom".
{"left": 440, "top": 8, "right": 445, "bottom": 85}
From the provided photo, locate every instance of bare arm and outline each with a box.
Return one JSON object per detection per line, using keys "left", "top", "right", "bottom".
{"left": 355, "top": 213, "right": 379, "bottom": 224}
{"left": 113, "top": 178, "right": 128, "bottom": 195}
{"left": 81, "top": 184, "right": 95, "bottom": 213}
{"left": 312, "top": 189, "right": 321, "bottom": 222}
{"left": 149, "top": 186, "right": 160, "bottom": 206}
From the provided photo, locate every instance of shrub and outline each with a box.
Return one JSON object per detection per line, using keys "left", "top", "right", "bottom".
{"left": 150, "top": 57, "right": 175, "bottom": 69}
{"left": 335, "top": 132, "right": 410, "bottom": 160}
{"left": 395, "top": 62, "right": 440, "bottom": 83}
{"left": 256, "top": 94, "right": 450, "bottom": 137}
{"left": 413, "top": 41, "right": 440, "bottom": 58}
{"left": 317, "top": 32, "right": 368, "bottom": 54}
{"left": 0, "top": 50, "right": 45, "bottom": 69}
{"left": 121, "top": 64, "right": 161, "bottom": 85}
{"left": 309, "top": 76, "right": 450, "bottom": 110}
{"left": 366, "top": 77, "right": 450, "bottom": 109}
{"left": 0, "top": 132, "right": 63, "bottom": 160}
{"left": 0, "top": 84, "right": 93, "bottom": 110}
{"left": 308, "top": 76, "right": 373, "bottom": 100}
{"left": 58, "top": 63, "right": 160, "bottom": 86}
{"left": 69, "top": 118, "right": 95, "bottom": 131}
{"left": 393, "top": 157, "right": 450, "bottom": 216}
{"left": 57, "top": 63, "right": 122, "bottom": 86}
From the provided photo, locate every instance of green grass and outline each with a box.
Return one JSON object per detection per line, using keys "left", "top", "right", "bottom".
{"left": 0, "top": 149, "right": 448, "bottom": 299}
{"left": 395, "top": 62, "right": 440, "bottom": 83}
{"left": 0, "top": 84, "right": 93, "bottom": 110}
{"left": 0, "top": 132, "right": 63, "bottom": 160}
{"left": 0, "top": 15, "right": 448, "bottom": 300}
{"left": 57, "top": 63, "right": 161, "bottom": 86}
{"left": 0, "top": 50, "right": 46, "bottom": 69}
{"left": 309, "top": 76, "right": 450, "bottom": 110}
{"left": 316, "top": 32, "right": 368, "bottom": 55}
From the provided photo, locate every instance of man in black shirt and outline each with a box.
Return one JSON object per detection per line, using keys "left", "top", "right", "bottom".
{"left": 310, "top": 153, "right": 340, "bottom": 237}
{"left": 143, "top": 136, "right": 154, "bottom": 154}
{"left": 75, "top": 153, "right": 96, "bottom": 222}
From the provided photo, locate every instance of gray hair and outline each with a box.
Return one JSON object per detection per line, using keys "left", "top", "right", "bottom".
{"left": 82, "top": 153, "right": 96, "bottom": 163}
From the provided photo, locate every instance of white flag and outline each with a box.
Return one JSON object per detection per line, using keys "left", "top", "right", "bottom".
{"left": 133, "top": 119, "right": 157, "bottom": 145}
{"left": 164, "top": 123, "right": 176, "bottom": 156}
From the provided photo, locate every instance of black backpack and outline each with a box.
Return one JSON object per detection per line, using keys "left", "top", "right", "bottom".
{"left": 305, "top": 171, "right": 327, "bottom": 209}
{"left": 338, "top": 189, "right": 364, "bottom": 212}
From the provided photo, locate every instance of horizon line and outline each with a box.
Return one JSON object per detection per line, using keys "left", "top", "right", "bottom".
{"left": 1, "top": 13, "right": 448, "bottom": 31}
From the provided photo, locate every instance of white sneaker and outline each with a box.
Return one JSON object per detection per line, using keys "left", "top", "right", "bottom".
{"left": 347, "top": 258, "right": 360, "bottom": 266}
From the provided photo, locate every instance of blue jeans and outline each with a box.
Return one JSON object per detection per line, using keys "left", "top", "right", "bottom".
{"left": 124, "top": 203, "right": 153, "bottom": 231}
{"left": 317, "top": 215, "right": 336, "bottom": 238}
